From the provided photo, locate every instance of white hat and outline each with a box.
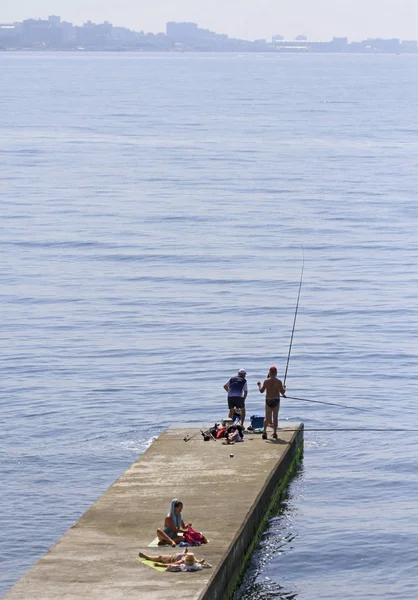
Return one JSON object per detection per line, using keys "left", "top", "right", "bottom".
{"left": 238, "top": 368, "right": 247, "bottom": 375}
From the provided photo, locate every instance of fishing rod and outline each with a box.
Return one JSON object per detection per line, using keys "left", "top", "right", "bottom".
{"left": 285, "top": 395, "right": 371, "bottom": 413}
{"left": 183, "top": 424, "right": 215, "bottom": 442}
{"left": 283, "top": 248, "right": 304, "bottom": 387}
{"left": 282, "top": 254, "right": 368, "bottom": 415}
{"left": 183, "top": 430, "right": 201, "bottom": 442}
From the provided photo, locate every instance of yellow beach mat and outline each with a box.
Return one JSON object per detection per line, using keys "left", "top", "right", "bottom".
{"left": 137, "top": 558, "right": 167, "bottom": 572}
{"left": 147, "top": 537, "right": 209, "bottom": 548}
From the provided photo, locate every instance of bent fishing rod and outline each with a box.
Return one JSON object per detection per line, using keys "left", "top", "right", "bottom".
{"left": 283, "top": 247, "right": 304, "bottom": 387}
{"left": 281, "top": 253, "right": 368, "bottom": 414}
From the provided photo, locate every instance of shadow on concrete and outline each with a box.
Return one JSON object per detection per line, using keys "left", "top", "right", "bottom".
{"left": 266, "top": 438, "right": 288, "bottom": 445}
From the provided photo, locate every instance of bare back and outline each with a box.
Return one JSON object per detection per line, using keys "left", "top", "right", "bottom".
{"left": 260, "top": 376, "right": 285, "bottom": 399}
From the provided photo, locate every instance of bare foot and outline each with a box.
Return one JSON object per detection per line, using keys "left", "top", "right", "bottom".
{"left": 138, "top": 552, "right": 147, "bottom": 559}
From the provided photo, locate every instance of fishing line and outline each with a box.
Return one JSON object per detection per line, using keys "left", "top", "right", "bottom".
{"left": 283, "top": 247, "right": 304, "bottom": 386}
{"left": 278, "top": 427, "right": 418, "bottom": 432}
{"left": 280, "top": 252, "right": 368, "bottom": 415}
{"left": 285, "top": 395, "right": 371, "bottom": 413}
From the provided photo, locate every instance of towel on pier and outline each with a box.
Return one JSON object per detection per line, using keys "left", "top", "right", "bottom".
{"left": 137, "top": 558, "right": 167, "bottom": 572}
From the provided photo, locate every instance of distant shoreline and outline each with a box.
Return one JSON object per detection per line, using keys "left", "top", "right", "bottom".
{"left": 1, "top": 48, "right": 418, "bottom": 55}
{"left": 2, "top": 18, "right": 417, "bottom": 54}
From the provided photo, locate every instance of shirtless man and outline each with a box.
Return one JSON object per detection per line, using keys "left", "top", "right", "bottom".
{"left": 257, "top": 366, "right": 286, "bottom": 440}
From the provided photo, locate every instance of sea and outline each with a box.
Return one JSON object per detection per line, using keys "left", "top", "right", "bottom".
{"left": 1, "top": 51, "right": 417, "bottom": 599}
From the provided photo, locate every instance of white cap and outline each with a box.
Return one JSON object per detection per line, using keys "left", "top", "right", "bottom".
{"left": 238, "top": 368, "right": 247, "bottom": 375}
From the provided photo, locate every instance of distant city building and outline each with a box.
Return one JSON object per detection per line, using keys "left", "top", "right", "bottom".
{"left": 332, "top": 37, "right": 349, "bottom": 51}
{"left": 48, "top": 15, "right": 61, "bottom": 26}
{"left": 363, "top": 38, "right": 400, "bottom": 52}
{"left": 0, "top": 23, "right": 20, "bottom": 47}
{"left": 60, "top": 21, "right": 75, "bottom": 44}
{"left": 348, "top": 42, "right": 364, "bottom": 52}
{"left": 401, "top": 40, "right": 418, "bottom": 51}
{"left": 166, "top": 21, "right": 198, "bottom": 42}
{"left": 21, "top": 17, "right": 64, "bottom": 47}
{"left": 1, "top": 16, "right": 417, "bottom": 53}
{"left": 111, "top": 26, "right": 139, "bottom": 45}
{"left": 165, "top": 21, "right": 233, "bottom": 50}
{"left": 75, "top": 20, "right": 112, "bottom": 48}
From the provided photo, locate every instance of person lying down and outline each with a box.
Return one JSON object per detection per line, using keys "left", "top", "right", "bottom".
{"left": 139, "top": 548, "right": 211, "bottom": 571}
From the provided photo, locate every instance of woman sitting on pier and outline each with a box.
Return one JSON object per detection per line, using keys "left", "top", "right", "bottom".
{"left": 157, "top": 499, "right": 189, "bottom": 547}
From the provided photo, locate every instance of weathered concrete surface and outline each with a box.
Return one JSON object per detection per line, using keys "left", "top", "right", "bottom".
{"left": 3, "top": 424, "right": 303, "bottom": 600}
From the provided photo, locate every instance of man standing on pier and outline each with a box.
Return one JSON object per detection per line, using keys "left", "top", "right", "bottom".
{"left": 257, "top": 366, "right": 286, "bottom": 440}
{"left": 224, "top": 369, "right": 248, "bottom": 428}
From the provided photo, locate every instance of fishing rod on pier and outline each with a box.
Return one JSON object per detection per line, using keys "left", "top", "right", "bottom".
{"left": 183, "top": 423, "right": 214, "bottom": 442}
{"left": 283, "top": 247, "right": 304, "bottom": 387}
{"left": 183, "top": 430, "right": 201, "bottom": 442}
{"left": 281, "top": 251, "right": 370, "bottom": 415}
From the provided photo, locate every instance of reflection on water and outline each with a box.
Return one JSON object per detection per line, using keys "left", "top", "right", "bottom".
{"left": 234, "top": 469, "right": 303, "bottom": 600}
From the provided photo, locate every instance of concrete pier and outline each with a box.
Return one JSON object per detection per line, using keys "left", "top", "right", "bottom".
{"left": 3, "top": 424, "right": 303, "bottom": 600}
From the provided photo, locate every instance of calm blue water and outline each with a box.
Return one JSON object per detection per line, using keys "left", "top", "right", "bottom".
{"left": 1, "top": 52, "right": 417, "bottom": 599}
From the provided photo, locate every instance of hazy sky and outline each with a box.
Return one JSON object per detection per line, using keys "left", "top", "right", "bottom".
{"left": 3, "top": 0, "right": 418, "bottom": 41}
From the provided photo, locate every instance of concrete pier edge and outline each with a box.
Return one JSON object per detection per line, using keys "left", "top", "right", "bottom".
{"left": 200, "top": 424, "right": 304, "bottom": 600}
{"left": 3, "top": 423, "right": 304, "bottom": 600}
{"left": 224, "top": 438, "right": 304, "bottom": 600}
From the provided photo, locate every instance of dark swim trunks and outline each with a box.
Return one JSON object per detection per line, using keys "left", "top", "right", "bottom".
{"left": 266, "top": 398, "right": 280, "bottom": 409}
{"left": 228, "top": 396, "right": 245, "bottom": 409}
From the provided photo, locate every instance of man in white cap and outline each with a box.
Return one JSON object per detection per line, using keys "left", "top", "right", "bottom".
{"left": 223, "top": 369, "right": 248, "bottom": 428}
